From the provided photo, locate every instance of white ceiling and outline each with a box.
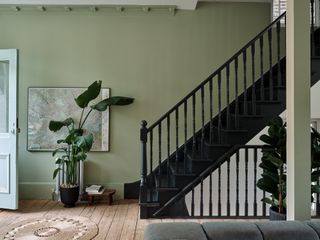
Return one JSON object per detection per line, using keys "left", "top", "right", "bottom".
{"left": 0, "top": 0, "right": 271, "bottom": 10}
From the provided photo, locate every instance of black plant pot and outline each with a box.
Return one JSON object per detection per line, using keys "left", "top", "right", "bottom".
{"left": 59, "top": 185, "right": 79, "bottom": 208}
{"left": 269, "top": 206, "right": 286, "bottom": 221}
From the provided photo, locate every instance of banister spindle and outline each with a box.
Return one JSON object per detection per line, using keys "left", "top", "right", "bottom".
{"left": 251, "top": 43, "right": 256, "bottom": 115}
{"left": 167, "top": 116, "right": 170, "bottom": 187}
{"left": 191, "top": 187, "right": 195, "bottom": 216}
{"left": 259, "top": 36, "right": 264, "bottom": 101}
{"left": 209, "top": 78, "right": 214, "bottom": 143}
{"left": 184, "top": 101, "right": 188, "bottom": 173}
{"left": 192, "top": 94, "right": 196, "bottom": 157}
{"left": 311, "top": 0, "right": 315, "bottom": 56}
{"left": 268, "top": 28, "right": 273, "bottom": 100}
{"left": 140, "top": 120, "right": 148, "bottom": 203}
{"left": 201, "top": 86, "right": 205, "bottom": 158}
{"left": 218, "top": 164, "right": 222, "bottom": 216}
{"left": 235, "top": 57, "right": 239, "bottom": 129}
{"left": 158, "top": 122, "right": 162, "bottom": 187}
{"left": 209, "top": 169, "right": 213, "bottom": 216}
{"left": 245, "top": 148, "right": 249, "bottom": 216}
{"left": 236, "top": 149, "right": 240, "bottom": 216}
{"left": 276, "top": 21, "right": 282, "bottom": 87}
{"left": 227, "top": 157, "right": 231, "bottom": 216}
{"left": 200, "top": 177, "right": 204, "bottom": 217}
{"left": 218, "top": 72, "right": 222, "bottom": 143}
{"left": 254, "top": 147, "right": 258, "bottom": 216}
{"left": 226, "top": 64, "right": 231, "bottom": 129}
{"left": 175, "top": 109, "right": 179, "bottom": 173}
{"left": 243, "top": 50, "right": 248, "bottom": 115}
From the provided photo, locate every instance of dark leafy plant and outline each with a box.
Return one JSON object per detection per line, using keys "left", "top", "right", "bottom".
{"left": 49, "top": 80, "right": 134, "bottom": 186}
{"left": 256, "top": 116, "right": 320, "bottom": 214}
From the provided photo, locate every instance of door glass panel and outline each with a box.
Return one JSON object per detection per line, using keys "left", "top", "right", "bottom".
{"left": 0, "top": 61, "right": 9, "bottom": 133}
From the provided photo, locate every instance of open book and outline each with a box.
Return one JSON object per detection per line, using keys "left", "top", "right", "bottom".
{"left": 85, "top": 185, "right": 104, "bottom": 194}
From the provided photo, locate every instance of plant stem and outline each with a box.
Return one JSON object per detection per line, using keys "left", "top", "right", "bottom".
{"left": 79, "top": 108, "right": 85, "bottom": 129}
{"left": 80, "top": 109, "right": 93, "bottom": 129}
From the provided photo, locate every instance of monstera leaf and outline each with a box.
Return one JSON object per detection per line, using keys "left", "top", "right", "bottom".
{"left": 49, "top": 118, "right": 74, "bottom": 132}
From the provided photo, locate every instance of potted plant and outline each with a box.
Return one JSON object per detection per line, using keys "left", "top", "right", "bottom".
{"left": 49, "top": 80, "right": 134, "bottom": 207}
{"left": 256, "top": 116, "right": 320, "bottom": 220}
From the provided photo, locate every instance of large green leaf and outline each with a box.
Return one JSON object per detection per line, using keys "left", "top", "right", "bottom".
{"left": 91, "top": 96, "right": 134, "bottom": 112}
{"left": 256, "top": 178, "right": 278, "bottom": 196}
{"left": 64, "top": 129, "right": 84, "bottom": 144}
{"left": 49, "top": 118, "right": 74, "bottom": 132}
{"left": 53, "top": 168, "right": 62, "bottom": 179}
{"left": 75, "top": 80, "right": 102, "bottom": 108}
{"left": 260, "top": 135, "right": 277, "bottom": 146}
{"left": 75, "top": 133, "right": 94, "bottom": 152}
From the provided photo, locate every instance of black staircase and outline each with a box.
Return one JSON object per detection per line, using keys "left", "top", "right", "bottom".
{"left": 124, "top": 1, "right": 320, "bottom": 219}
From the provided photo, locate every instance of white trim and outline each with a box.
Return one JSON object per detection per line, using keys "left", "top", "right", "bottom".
{"left": 0, "top": 154, "right": 10, "bottom": 194}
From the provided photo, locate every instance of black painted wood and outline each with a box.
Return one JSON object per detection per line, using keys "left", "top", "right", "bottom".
{"left": 184, "top": 101, "right": 187, "bottom": 174}
{"left": 218, "top": 72, "right": 222, "bottom": 143}
{"left": 167, "top": 116, "right": 170, "bottom": 187}
{"left": 234, "top": 57, "right": 239, "bottom": 129}
{"left": 260, "top": 36, "right": 264, "bottom": 101}
{"left": 277, "top": 21, "right": 282, "bottom": 87}
{"left": 268, "top": 28, "right": 273, "bottom": 100}
{"left": 226, "top": 64, "right": 231, "bottom": 129}
{"left": 251, "top": 44, "right": 256, "bottom": 115}
{"left": 175, "top": 109, "right": 179, "bottom": 173}
{"left": 243, "top": 50, "right": 248, "bottom": 115}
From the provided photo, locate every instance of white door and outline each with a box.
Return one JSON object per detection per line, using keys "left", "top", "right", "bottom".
{"left": 0, "top": 49, "right": 18, "bottom": 210}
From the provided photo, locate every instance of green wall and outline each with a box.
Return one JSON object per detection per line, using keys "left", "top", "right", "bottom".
{"left": 0, "top": 2, "right": 271, "bottom": 199}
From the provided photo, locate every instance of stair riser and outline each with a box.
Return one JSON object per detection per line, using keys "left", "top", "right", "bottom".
{"left": 158, "top": 191, "right": 179, "bottom": 203}
{"left": 212, "top": 129, "right": 248, "bottom": 145}
{"left": 205, "top": 145, "right": 231, "bottom": 159}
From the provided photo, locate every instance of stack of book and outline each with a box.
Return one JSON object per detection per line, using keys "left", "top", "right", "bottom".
{"left": 85, "top": 185, "right": 104, "bottom": 194}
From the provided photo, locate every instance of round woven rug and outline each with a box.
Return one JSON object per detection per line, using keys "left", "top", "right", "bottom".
{"left": 0, "top": 216, "right": 98, "bottom": 240}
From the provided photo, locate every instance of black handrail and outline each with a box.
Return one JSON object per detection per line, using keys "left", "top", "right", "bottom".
{"left": 147, "top": 12, "right": 286, "bottom": 132}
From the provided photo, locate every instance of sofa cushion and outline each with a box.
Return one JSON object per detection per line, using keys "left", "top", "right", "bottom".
{"left": 256, "top": 221, "right": 319, "bottom": 240}
{"left": 202, "top": 221, "right": 263, "bottom": 240}
{"left": 306, "top": 221, "right": 320, "bottom": 238}
{"left": 144, "top": 222, "right": 207, "bottom": 240}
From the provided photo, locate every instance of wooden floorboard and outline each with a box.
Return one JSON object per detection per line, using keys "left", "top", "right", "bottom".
{"left": 0, "top": 199, "right": 257, "bottom": 240}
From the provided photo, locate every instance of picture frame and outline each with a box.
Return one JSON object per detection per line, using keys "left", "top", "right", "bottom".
{"left": 27, "top": 87, "right": 110, "bottom": 152}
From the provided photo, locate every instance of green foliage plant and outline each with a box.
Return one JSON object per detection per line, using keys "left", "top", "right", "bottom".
{"left": 49, "top": 80, "right": 134, "bottom": 187}
{"left": 256, "top": 116, "right": 320, "bottom": 214}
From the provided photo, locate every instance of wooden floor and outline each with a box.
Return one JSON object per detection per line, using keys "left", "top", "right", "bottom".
{"left": 0, "top": 199, "right": 253, "bottom": 240}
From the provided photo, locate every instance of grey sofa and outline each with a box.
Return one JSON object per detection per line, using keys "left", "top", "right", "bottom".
{"left": 144, "top": 221, "right": 320, "bottom": 240}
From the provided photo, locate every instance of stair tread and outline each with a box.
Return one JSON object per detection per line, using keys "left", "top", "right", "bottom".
{"left": 240, "top": 100, "right": 281, "bottom": 104}
{"left": 139, "top": 202, "right": 161, "bottom": 207}
{"left": 186, "top": 151, "right": 214, "bottom": 162}
{"left": 169, "top": 163, "right": 196, "bottom": 176}
{"left": 213, "top": 126, "right": 248, "bottom": 133}
{"left": 230, "top": 114, "right": 264, "bottom": 118}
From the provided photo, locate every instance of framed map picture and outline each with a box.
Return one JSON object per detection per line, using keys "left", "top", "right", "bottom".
{"left": 27, "top": 87, "right": 110, "bottom": 152}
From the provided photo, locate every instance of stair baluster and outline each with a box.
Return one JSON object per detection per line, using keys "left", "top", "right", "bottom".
{"left": 251, "top": 43, "right": 256, "bottom": 115}
{"left": 245, "top": 148, "right": 249, "bottom": 216}
{"left": 184, "top": 101, "right": 188, "bottom": 173}
{"left": 243, "top": 50, "right": 248, "bottom": 115}
{"left": 209, "top": 169, "right": 213, "bottom": 216}
{"left": 200, "top": 177, "right": 204, "bottom": 217}
{"left": 209, "top": 78, "right": 214, "bottom": 141}
{"left": 158, "top": 122, "right": 162, "bottom": 187}
{"left": 277, "top": 21, "right": 282, "bottom": 87}
{"left": 192, "top": 94, "right": 196, "bottom": 157}
{"left": 234, "top": 57, "right": 239, "bottom": 129}
{"left": 236, "top": 149, "right": 240, "bottom": 217}
{"left": 218, "top": 72, "right": 222, "bottom": 143}
{"left": 311, "top": 0, "right": 315, "bottom": 56}
{"left": 175, "top": 109, "right": 179, "bottom": 173}
{"left": 167, "top": 116, "right": 170, "bottom": 188}
{"left": 226, "top": 63, "right": 231, "bottom": 128}
{"left": 227, "top": 157, "right": 231, "bottom": 216}
{"left": 254, "top": 147, "right": 258, "bottom": 216}
{"left": 259, "top": 36, "right": 264, "bottom": 101}
{"left": 201, "top": 86, "right": 205, "bottom": 158}
{"left": 268, "top": 28, "right": 273, "bottom": 100}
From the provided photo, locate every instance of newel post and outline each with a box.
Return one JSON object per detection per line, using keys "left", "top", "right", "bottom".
{"left": 140, "top": 120, "right": 148, "bottom": 203}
